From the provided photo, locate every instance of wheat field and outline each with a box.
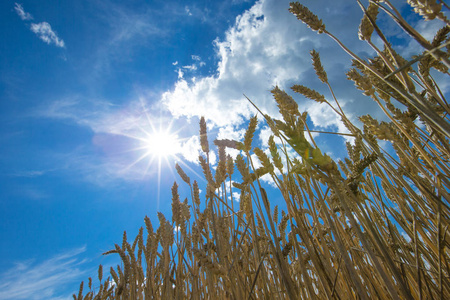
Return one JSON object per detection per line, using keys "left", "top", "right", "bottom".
{"left": 73, "top": 1, "right": 450, "bottom": 299}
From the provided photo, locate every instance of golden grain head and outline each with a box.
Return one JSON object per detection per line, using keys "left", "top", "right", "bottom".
{"left": 289, "top": 2, "right": 325, "bottom": 33}
{"left": 358, "top": 2, "right": 379, "bottom": 41}
{"left": 199, "top": 116, "right": 209, "bottom": 154}
{"left": 407, "top": 0, "right": 442, "bottom": 20}
{"left": 310, "top": 50, "right": 328, "bottom": 83}
{"left": 243, "top": 115, "right": 258, "bottom": 153}
{"left": 291, "top": 84, "right": 326, "bottom": 103}
{"left": 175, "top": 163, "right": 190, "bottom": 186}
{"left": 272, "top": 86, "right": 300, "bottom": 115}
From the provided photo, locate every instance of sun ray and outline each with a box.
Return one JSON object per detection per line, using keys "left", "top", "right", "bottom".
{"left": 119, "top": 150, "right": 153, "bottom": 174}
{"left": 103, "top": 98, "right": 208, "bottom": 208}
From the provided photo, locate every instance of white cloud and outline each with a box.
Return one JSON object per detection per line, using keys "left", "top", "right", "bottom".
{"left": 260, "top": 173, "right": 277, "bottom": 187}
{"left": 14, "top": 3, "right": 65, "bottom": 48}
{"left": 180, "top": 135, "right": 201, "bottom": 163}
{"left": 14, "top": 3, "right": 33, "bottom": 20}
{"left": 177, "top": 55, "right": 207, "bottom": 77}
{"left": 161, "top": 0, "right": 405, "bottom": 138}
{"left": 208, "top": 150, "right": 217, "bottom": 166}
{"left": 217, "top": 124, "right": 245, "bottom": 141}
{"left": 307, "top": 102, "right": 349, "bottom": 136}
{"left": 229, "top": 191, "right": 240, "bottom": 202}
{"left": 185, "top": 6, "right": 193, "bottom": 16}
{"left": 30, "top": 22, "right": 65, "bottom": 48}
{"left": 182, "top": 64, "right": 198, "bottom": 71}
{"left": 177, "top": 68, "right": 184, "bottom": 79}
{"left": 159, "top": 1, "right": 311, "bottom": 125}
{"left": 0, "top": 247, "right": 87, "bottom": 300}
{"left": 258, "top": 125, "right": 272, "bottom": 145}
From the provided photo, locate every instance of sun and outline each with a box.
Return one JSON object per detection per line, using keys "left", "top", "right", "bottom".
{"left": 141, "top": 130, "right": 181, "bottom": 158}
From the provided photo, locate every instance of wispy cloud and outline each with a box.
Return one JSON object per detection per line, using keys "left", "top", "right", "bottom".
{"left": 16, "top": 185, "right": 50, "bottom": 200}
{"left": 34, "top": 95, "right": 203, "bottom": 183}
{"left": 30, "top": 22, "right": 65, "bottom": 48}
{"left": 175, "top": 55, "right": 207, "bottom": 83}
{"left": 182, "top": 64, "right": 198, "bottom": 71}
{"left": 0, "top": 247, "right": 87, "bottom": 300}
{"left": 14, "top": 3, "right": 33, "bottom": 20}
{"left": 80, "top": 1, "right": 168, "bottom": 81}
{"left": 185, "top": 6, "right": 193, "bottom": 16}
{"left": 14, "top": 3, "right": 65, "bottom": 48}
{"left": 10, "top": 170, "right": 49, "bottom": 178}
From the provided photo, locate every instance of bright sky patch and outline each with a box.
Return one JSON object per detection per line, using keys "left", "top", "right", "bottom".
{"left": 141, "top": 131, "right": 180, "bottom": 158}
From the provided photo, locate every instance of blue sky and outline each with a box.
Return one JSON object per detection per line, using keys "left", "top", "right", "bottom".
{"left": 0, "top": 0, "right": 447, "bottom": 299}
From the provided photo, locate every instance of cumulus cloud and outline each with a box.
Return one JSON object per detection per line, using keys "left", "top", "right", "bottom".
{"left": 30, "top": 22, "right": 65, "bottom": 48}
{"left": 179, "top": 135, "right": 201, "bottom": 163}
{"left": 0, "top": 247, "right": 87, "bottom": 300}
{"left": 14, "top": 3, "right": 33, "bottom": 20}
{"left": 161, "top": 0, "right": 409, "bottom": 140}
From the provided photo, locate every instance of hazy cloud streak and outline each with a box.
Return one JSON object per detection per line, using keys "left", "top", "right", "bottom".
{"left": 14, "top": 3, "right": 33, "bottom": 20}
{"left": 0, "top": 247, "right": 87, "bottom": 300}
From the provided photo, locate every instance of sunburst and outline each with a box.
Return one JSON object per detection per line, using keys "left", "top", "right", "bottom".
{"left": 103, "top": 99, "right": 203, "bottom": 211}
{"left": 140, "top": 130, "right": 181, "bottom": 159}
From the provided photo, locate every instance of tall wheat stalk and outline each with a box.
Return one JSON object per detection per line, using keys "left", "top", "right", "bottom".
{"left": 73, "top": 1, "right": 449, "bottom": 299}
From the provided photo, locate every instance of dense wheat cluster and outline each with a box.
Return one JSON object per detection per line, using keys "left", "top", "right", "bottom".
{"left": 74, "top": 1, "right": 450, "bottom": 299}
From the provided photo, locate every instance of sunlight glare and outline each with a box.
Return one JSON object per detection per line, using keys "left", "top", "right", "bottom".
{"left": 142, "top": 131, "right": 181, "bottom": 158}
